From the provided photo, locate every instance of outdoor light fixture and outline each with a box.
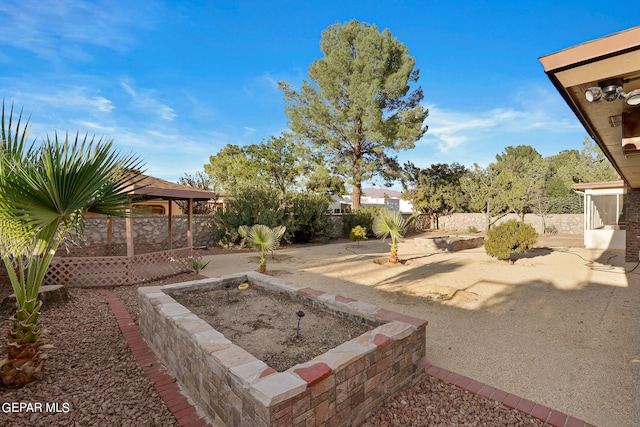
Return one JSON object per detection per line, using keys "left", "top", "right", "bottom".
{"left": 585, "top": 77, "right": 640, "bottom": 106}
{"left": 626, "top": 89, "right": 640, "bottom": 106}
{"left": 585, "top": 86, "right": 603, "bottom": 102}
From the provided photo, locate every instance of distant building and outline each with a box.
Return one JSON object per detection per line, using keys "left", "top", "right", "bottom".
{"left": 328, "top": 192, "right": 415, "bottom": 214}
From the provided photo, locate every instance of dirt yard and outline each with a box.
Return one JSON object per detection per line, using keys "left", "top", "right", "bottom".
{"left": 171, "top": 284, "right": 372, "bottom": 372}
{"left": 199, "top": 232, "right": 638, "bottom": 427}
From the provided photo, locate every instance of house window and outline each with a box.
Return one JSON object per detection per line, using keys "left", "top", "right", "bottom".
{"left": 587, "top": 193, "right": 626, "bottom": 230}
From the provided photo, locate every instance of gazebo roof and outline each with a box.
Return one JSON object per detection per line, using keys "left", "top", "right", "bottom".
{"left": 127, "top": 174, "right": 220, "bottom": 200}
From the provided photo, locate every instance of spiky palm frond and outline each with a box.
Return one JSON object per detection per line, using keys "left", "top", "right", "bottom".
{"left": 239, "top": 224, "right": 286, "bottom": 273}
{"left": 372, "top": 209, "right": 417, "bottom": 263}
{"left": 0, "top": 102, "right": 144, "bottom": 388}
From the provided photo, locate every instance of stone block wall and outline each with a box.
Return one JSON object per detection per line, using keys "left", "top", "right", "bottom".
{"left": 76, "top": 216, "right": 215, "bottom": 248}
{"left": 138, "top": 272, "right": 427, "bottom": 427}
{"left": 625, "top": 187, "right": 640, "bottom": 261}
{"left": 331, "top": 213, "right": 583, "bottom": 238}
{"left": 434, "top": 213, "right": 583, "bottom": 234}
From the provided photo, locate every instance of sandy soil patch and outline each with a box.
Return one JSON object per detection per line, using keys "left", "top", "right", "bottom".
{"left": 200, "top": 232, "right": 638, "bottom": 427}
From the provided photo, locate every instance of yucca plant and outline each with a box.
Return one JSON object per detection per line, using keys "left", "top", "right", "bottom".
{"left": 372, "top": 209, "right": 418, "bottom": 263}
{"left": 0, "top": 103, "right": 143, "bottom": 388}
{"left": 238, "top": 224, "right": 286, "bottom": 273}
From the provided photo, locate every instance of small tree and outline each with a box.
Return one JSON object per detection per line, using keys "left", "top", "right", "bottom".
{"left": 484, "top": 220, "right": 538, "bottom": 262}
{"left": 372, "top": 209, "right": 417, "bottom": 263}
{"left": 349, "top": 225, "right": 368, "bottom": 246}
{"left": 238, "top": 224, "right": 286, "bottom": 273}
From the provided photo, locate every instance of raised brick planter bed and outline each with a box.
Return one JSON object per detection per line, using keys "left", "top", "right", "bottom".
{"left": 138, "top": 272, "right": 427, "bottom": 427}
{"left": 414, "top": 235, "right": 484, "bottom": 252}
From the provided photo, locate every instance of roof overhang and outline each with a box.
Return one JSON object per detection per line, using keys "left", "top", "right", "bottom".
{"left": 572, "top": 180, "right": 625, "bottom": 191}
{"left": 539, "top": 26, "right": 640, "bottom": 188}
{"left": 125, "top": 174, "right": 219, "bottom": 201}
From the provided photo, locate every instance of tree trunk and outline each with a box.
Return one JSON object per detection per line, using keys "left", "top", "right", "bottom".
{"left": 352, "top": 181, "right": 362, "bottom": 212}
{"left": 486, "top": 199, "right": 491, "bottom": 230}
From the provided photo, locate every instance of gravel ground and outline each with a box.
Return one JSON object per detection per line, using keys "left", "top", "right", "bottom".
{"left": 1, "top": 273, "right": 545, "bottom": 426}
{"left": 0, "top": 287, "right": 178, "bottom": 427}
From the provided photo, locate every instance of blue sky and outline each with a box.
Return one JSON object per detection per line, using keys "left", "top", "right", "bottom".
{"left": 0, "top": 1, "right": 636, "bottom": 187}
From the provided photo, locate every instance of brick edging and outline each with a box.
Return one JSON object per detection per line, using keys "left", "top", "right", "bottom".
{"left": 99, "top": 287, "right": 595, "bottom": 427}
{"left": 99, "top": 290, "right": 213, "bottom": 427}
{"left": 426, "top": 364, "right": 595, "bottom": 427}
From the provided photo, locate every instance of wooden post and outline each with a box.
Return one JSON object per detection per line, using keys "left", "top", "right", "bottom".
{"left": 168, "top": 199, "right": 173, "bottom": 250}
{"left": 187, "top": 198, "right": 193, "bottom": 248}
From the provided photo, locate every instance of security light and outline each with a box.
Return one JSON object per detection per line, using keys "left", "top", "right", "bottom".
{"left": 585, "top": 87, "right": 603, "bottom": 102}
{"left": 625, "top": 89, "right": 640, "bottom": 106}
{"left": 585, "top": 77, "right": 640, "bottom": 106}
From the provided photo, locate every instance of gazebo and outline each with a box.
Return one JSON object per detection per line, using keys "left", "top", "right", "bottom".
{"left": 44, "top": 175, "right": 219, "bottom": 288}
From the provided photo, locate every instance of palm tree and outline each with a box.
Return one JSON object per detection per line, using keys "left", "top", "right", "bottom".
{"left": 0, "top": 103, "right": 143, "bottom": 388}
{"left": 238, "top": 224, "right": 286, "bottom": 273}
{"left": 372, "top": 209, "right": 418, "bottom": 263}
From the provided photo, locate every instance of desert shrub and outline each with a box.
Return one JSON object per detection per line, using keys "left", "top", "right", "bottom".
{"left": 342, "top": 206, "right": 380, "bottom": 238}
{"left": 211, "top": 185, "right": 283, "bottom": 247}
{"left": 484, "top": 220, "right": 538, "bottom": 261}
{"left": 467, "top": 225, "right": 478, "bottom": 233}
{"left": 212, "top": 187, "right": 333, "bottom": 247}
{"left": 544, "top": 225, "right": 558, "bottom": 234}
{"left": 283, "top": 193, "right": 334, "bottom": 243}
{"left": 349, "top": 225, "right": 368, "bottom": 244}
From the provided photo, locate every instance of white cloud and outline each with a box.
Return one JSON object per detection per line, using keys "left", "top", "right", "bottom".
{"left": 0, "top": 0, "right": 154, "bottom": 62}
{"left": 120, "top": 81, "right": 176, "bottom": 122}
{"left": 13, "top": 86, "right": 115, "bottom": 115}
{"left": 259, "top": 72, "right": 280, "bottom": 91}
{"left": 72, "top": 120, "right": 115, "bottom": 133}
{"left": 243, "top": 126, "right": 257, "bottom": 138}
{"left": 419, "top": 85, "right": 583, "bottom": 154}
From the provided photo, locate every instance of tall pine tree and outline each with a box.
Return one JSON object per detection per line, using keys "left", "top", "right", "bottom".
{"left": 279, "top": 20, "right": 427, "bottom": 210}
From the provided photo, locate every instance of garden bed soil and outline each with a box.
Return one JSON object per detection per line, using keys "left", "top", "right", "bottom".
{"left": 171, "top": 284, "right": 372, "bottom": 372}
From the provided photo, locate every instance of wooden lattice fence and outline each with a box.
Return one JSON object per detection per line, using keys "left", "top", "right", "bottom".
{"left": 43, "top": 247, "right": 194, "bottom": 288}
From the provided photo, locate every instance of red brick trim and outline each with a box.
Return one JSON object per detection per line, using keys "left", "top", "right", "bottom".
{"left": 100, "top": 290, "right": 214, "bottom": 427}
{"left": 425, "top": 363, "right": 591, "bottom": 427}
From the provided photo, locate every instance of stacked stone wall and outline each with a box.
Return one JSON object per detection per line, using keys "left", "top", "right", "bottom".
{"left": 77, "top": 216, "right": 214, "bottom": 248}
{"left": 138, "top": 272, "right": 427, "bottom": 426}
{"left": 625, "top": 187, "right": 640, "bottom": 261}
{"left": 432, "top": 213, "right": 583, "bottom": 234}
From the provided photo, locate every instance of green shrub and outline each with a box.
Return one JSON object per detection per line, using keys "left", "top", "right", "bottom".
{"left": 467, "top": 225, "right": 478, "bottom": 234}
{"left": 342, "top": 206, "right": 380, "bottom": 238}
{"left": 211, "top": 185, "right": 283, "bottom": 247}
{"left": 211, "top": 186, "right": 333, "bottom": 247}
{"left": 544, "top": 225, "right": 558, "bottom": 235}
{"left": 282, "top": 193, "right": 334, "bottom": 243}
{"left": 484, "top": 220, "right": 538, "bottom": 262}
